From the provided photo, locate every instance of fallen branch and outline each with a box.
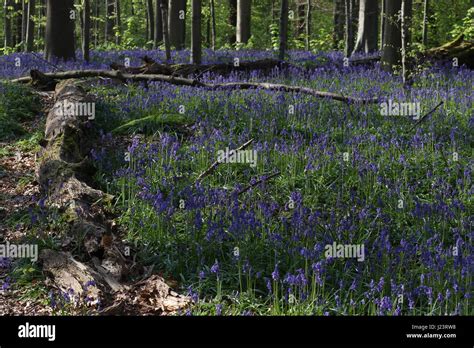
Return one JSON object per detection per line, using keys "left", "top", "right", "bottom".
{"left": 11, "top": 69, "right": 379, "bottom": 104}
{"left": 409, "top": 101, "right": 444, "bottom": 132}
{"left": 196, "top": 139, "right": 254, "bottom": 182}
{"left": 238, "top": 171, "right": 281, "bottom": 195}
{"left": 111, "top": 56, "right": 290, "bottom": 77}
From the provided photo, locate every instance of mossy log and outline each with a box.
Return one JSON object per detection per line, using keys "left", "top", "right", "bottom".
{"left": 424, "top": 34, "right": 474, "bottom": 68}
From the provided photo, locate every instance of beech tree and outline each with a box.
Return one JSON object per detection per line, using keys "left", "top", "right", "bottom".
{"left": 45, "top": 0, "right": 75, "bottom": 61}
{"left": 168, "top": 0, "right": 186, "bottom": 50}
{"left": 352, "top": 0, "right": 378, "bottom": 54}
{"left": 279, "top": 0, "right": 289, "bottom": 60}
{"left": 25, "top": 0, "right": 35, "bottom": 52}
{"left": 236, "top": 0, "right": 251, "bottom": 45}
{"left": 191, "top": 0, "right": 201, "bottom": 64}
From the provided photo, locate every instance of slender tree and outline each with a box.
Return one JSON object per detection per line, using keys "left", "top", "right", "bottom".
{"left": 352, "top": 0, "right": 378, "bottom": 54}
{"left": 191, "top": 0, "right": 201, "bottom": 64}
{"left": 381, "top": 0, "right": 401, "bottom": 71}
{"left": 45, "top": 0, "right": 75, "bottom": 61}
{"left": 115, "top": 0, "right": 121, "bottom": 45}
{"left": 380, "top": 0, "right": 385, "bottom": 47}
{"left": 236, "top": 0, "right": 251, "bottom": 45}
{"left": 422, "top": 0, "right": 428, "bottom": 46}
{"left": 25, "top": 0, "right": 35, "bottom": 51}
{"left": 153, "top": 0, "right": 163, "bottom": 48}
{"left": 4, "top": 0, "right": 12, "bottom": 49}
{"left": 333, "top": 0, "right": 344, "bottom": 49}
{"left": 168, "top": 0, "right": 186, "bottom": 50}
{"left": 210, "top": 0, "right": 216, "bottom": 50}
{"left": 305, "top": 0, "right": 311, "bottom": 51}
{"left": 83, "top": 0, "right": 90, "bottom": 62}
{"left": 160, "top": 0, "right": 170, "bottom": 61}
{"left": 22, "top": 0, "right": 27, "bottom": 46}
{"left": 105, "top": 0, "right": 114, "bottom": 43}
{"left": 279, "top": 0, "right": 288, "bottom": 60}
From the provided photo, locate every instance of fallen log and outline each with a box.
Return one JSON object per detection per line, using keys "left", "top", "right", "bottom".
{"left": 12, "top": 69, "right": 379, "bottom": 104}
{"left": 36, "top": 79, "right": 191, "bottom": 313}
{"left": 424, "top": 34, "right": 474, "bottom": 68}
{"left": 111, "top": 56, "right": 291, "bottom": 77}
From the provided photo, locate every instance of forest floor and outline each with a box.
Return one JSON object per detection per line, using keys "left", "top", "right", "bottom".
{"left": 0, "top": 49, "right": 472, "bottom": 316}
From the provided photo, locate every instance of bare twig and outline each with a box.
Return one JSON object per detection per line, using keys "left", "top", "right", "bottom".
{"left": 409, "top": 101, "right": 444, "bottom": 132}
{"left": 196, "top": 139, "right": 254, "bottom": 182}
{"left": 237, "top": 171, "right": 281, "bottom": 195}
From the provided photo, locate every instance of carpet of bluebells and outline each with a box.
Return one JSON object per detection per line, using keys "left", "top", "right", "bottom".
{"left": 1, "top": 49, "right": 472, "bottom": 315}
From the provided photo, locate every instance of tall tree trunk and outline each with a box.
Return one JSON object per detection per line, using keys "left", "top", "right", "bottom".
{"left": 115, "top": 0, "right": 121, "bottom": 45}
{"left": 344, "top": 0, "right": 355, "bottom": 57}
{"left": 422, "top": 0, "right": 428, "bottom": 46}
{"left": 4, "top": 0, "right": 12, "bottom": 49}
{"left": 333, "top": 0, "right": 344, "bottom": 49}
{"left": 45, "top": 0, "right": 75, "bottom": 61}
{"left": 147, "top": 0, "right": 154, "bottom": 44}
{"left": 236, "top": 0, "right": 251, "bottom": 45}
{"left": 296, "top": 0, "right": 305, "bottom": 40}
{"left": 153, "top": 0, "right": 163, "bottom": 48}
{"left": 83, "top": 0, "right": 90, "bottom": 62}
{"left": 191, "top": 0, "right": 201, "bottom": 64}
{"left": 15, "top": 1, "right": 22, "bottom": 49}
{"left": 38, "top": 0, "right": 46, "bottom": 44}
{"left": 381, "top": 0, "right": 401, "bottom": 71}
{"left": 228, "top": 0, "right": 237, "bottom": 45}
{"left": 25, "top": 0, "right": 35, "bottom": 51}
{"left": 210, "top": 0, "right": 216, "bottom": 50}
{"left": 94, "top": 0, "right": 99, "bottom": 47}
{"left": 279, "top": 0, "right": 289, "bottom": 60}
{"left": 160, "top": 0, "right": 171, "bottom": 61}
{"left": 305, "top": 0, "right": 311, "bottom": 51}
{"left": 380, "top": 0, "right": 385, "bottom": 47}
{"left": 105, "top": 0, "right": 114, "bottom": 44}
{"left": 22, "top": 0, "right": 27, "bottom": 47}
{"left": 352, "top": 0, "right": 378, "bottom": 54}
{"left": 401, "top": 0, "right": 407, "bottom": 84}
{"left": 168, "top": 0, "right": 186, "bottom": 50}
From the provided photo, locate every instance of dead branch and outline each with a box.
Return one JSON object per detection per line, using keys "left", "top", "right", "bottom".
{"left": 238, "top": 171, "right": 281, "bottom": 195}
{"left": 196, "top": 138, "right": 254, "bottom": 182}
{"left": 10, "top": 69, "right": 379, "bottom": 104}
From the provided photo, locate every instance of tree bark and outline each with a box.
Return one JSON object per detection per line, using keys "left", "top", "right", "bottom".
{"left": 153, "top": 0, "right": 163, "bottom": 48}
{"left": 25, "top": 0, "right": 35, "bottom": 51}
{"left": 191, "top": 0, "right": 201, "bottom": 64}
{"left": 381, "top": 0, "right": 401, "bottom": 71}
{"left": 168, "top": 0, "right": 186, "bottom": 50}
{"left": 83, "top": 0, "right": 91, "bottom": 62}
{"left": 45, "top": 0, "right": 75, "bottom": 62}
{"left": 279, "top": 0, "right": 289, "bottom": 60}
{"left": 352, "top": 0, "right": 378, "bottom": 54}
{"left": 160, "top": 0, "right": 171, "bottom": 61}
{"left": 236, "top": 0, "right": 251, "bottom": 45}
